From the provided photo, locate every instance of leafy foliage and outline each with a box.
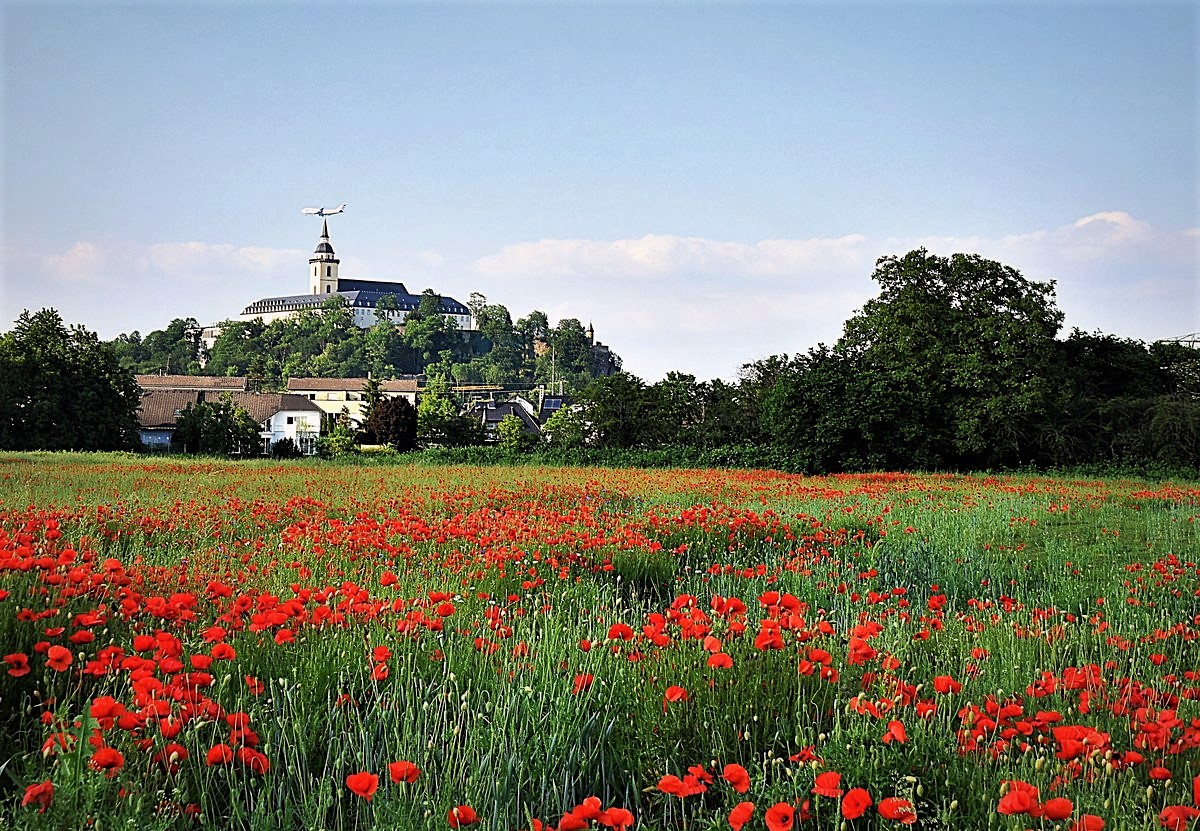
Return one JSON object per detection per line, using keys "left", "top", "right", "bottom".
{"left": 0, "top": 309, "right": 141, "bottom": 451}
{"left": 417, "top": 374, "right": 485, "bottom": 447}
{"left": 270, "top": 437, "right": 301, "bottom": 459}
{"left": 495, "top": 413, "right": 537, "bottom": 453}
{"left": 172, "top": 395, "right": 261, "bottom": 456}
{"left": 365, "top": 397, "right": 418, "bottom": 451}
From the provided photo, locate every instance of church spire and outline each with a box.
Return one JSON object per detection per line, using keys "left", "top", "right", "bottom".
{"left": 309, "top": 219, "right": 340, "bottom": 294}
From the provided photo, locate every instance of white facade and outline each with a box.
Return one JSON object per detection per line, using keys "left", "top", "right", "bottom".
{"left": 260, "top": 409, "right": 321, "bottom": 455}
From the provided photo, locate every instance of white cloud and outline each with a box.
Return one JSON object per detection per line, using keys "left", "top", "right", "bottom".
{"left": 471, "top": 212, "right": 1197, "bottom": 381}
{"left": 417, "top": 249, "right": 445, "bottom": 266}
{"left": 45, "top": 241, "right": 108, "bottom": 283}
{"left": 474, "top": 233, "right": 871, "bottom": 281}
{"left": 39, "top": 239, "right": 305, "bottom": 285}
{"left": 6, "top": 239, "right": 309, "bottom": 337}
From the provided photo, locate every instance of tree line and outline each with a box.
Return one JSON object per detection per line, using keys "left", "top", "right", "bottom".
{"left": 3, "top": 249, "right": 1196, "bottom": 471}
{"left": 553, "top": 250, "right": 1199, "bottom": 472}
{"left": 109, "top": 290, "right": 620, "bottom": 393}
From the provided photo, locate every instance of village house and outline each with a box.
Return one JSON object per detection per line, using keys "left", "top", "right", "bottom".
{"left": 136, "top": 388, "right": 323, "bottom": 455}
{"left": 465, "top": 396, "right": 542, "bottom": 441}
{"left": 286, "top": 377, "right": 419, "bottom": 428}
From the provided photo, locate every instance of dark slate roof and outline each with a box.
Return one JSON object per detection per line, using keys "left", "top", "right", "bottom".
{"left": 137, "top": 390, "right": 202, "bottom": 429}
{"left": 242, "top": 280, "right": 469, "bottom": 317}
{"left": 469, "top": 401, "right": 542, "bottom": 434}
{"left": 137, "top": 390, "right": 321, "bottom": 429}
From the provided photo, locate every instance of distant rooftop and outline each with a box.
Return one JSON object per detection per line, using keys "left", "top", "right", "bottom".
{"left": 136, "top": 374, "right": 247, "bottom": 391}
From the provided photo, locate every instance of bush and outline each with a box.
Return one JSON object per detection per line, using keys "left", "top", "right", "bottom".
{"left": 270, "top": 437, "right": 301, "bottom": 459}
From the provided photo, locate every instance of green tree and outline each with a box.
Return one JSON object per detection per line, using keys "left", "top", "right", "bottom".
{"left": 540, "top": 404, "right": 592, "bottom": 449}
{"left": 644, "top": 372, "right": 703, "bottom": 447}
{"left": 365, "top": 396, "right": 418, "bottom": 451}
{"left": 403, "top": 290, "right": 463, "bottom": 365}
{"left": 577, "top": 372, "right": 648, "bottom": 449}
{"left": 496, "top": 413, "right": 537, "bottom": 453}
{"left": 828, "top": 249, "right": 1063, "bottom": 469}
{"left": 361, "top": 377, "right": 384, "bottom": 425}
{"left": 173, "top": 395, "right": 260, "bottom": 456}
{"left": 0, "top": 309, "right": 141, "bottom": 451}
{"left": 417, "top": 373, "right": 484, "bottom": 447}
{"left": 207, "top": 319, "right": 265, "bottom": 378}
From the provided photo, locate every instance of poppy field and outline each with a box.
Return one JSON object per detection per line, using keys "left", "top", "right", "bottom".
{"left": 1, "top": 455, "right": 1198, "bottom": 830}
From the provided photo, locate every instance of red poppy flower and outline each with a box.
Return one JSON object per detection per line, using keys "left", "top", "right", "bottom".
{"left": 372, "top": 663, "right": 389, "bottom": 681}
{"left": 931, "top": 675, "right": 962, "bottom": 695}
{"left": 45, "top": 645, "right": 72, "bottom": 672}
{"left": 882, "top": 720, "right": 907, "bottom": 744}
{"left": 346, "top": 772, "right": 379, "bottom": 801}
{"left": 765, "top": 802, "right": 794, "bottom": 831}
{"left": 842, "top": 788, "right": 872, "bottom": 820}
{"left": 21, "top": 780, "right": 53, "bottom": 813}
{"left": 723, "top": 763, "right": 751, "bottom": 794}
{"left": 236, "top": 746, "right": 270, "bottom": 774}
{"left": 388, "top": 760, "right": 421, "bottom": 783}
{"left": 211, "top": 643, "right": 237, "bottom": 660}
{"left": 4, "top": 653, "right": 30, "bottom": 677}
{"left": 813, "top": 771, "right": 844, "bottom": 798}
{"left": 570, "top": 797, "right": 603, "bottom": 821}
{"left": 997, "top": 780, "right": 1040, "bottom": 816}
{"left": 572, "top": 673, "right": 594, "bottom": 694}
{"left": 1042, "top": 798, "right": 1074, "bottom": 821}
{"left": 372, "top": 645, "right": 392, "bottom": 662}
{"left": 448, "top": 805, "right": 479, "bottom": 828}
{"left": 90, "top": 746, "right": 124, "bottom": 776}
{"left": 598, "top": 806, "right": 634, "bottom": 830}
{"left": 729, "top": 801, "right": 755, "bottom": 831}
{"left": 1069, "top": 815, "right": 1105, "bottom": 831}
{"left": 557, "top": 815, "right": 588, "bottom": 831}
{"left": 878, "top": 797, "right": 916, "bottom": 824}
{"left": 89, "top": 696, "right": 126, "bottom": 721}
{"left": 663, "top": 685, "right": 688, "bottom": 711}
{"left": 206, "top": 745, "right": 234, "bottom": 766}
{"left": 1159, "top": 805, "right": 1200, "bottom": 830}
{"left": 708, "top": 652, "right": 734, "bottom": 669}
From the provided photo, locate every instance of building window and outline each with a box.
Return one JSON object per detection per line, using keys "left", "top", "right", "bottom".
{"left": 326, "top": 266, "right": 331, "bottom": 277}
{"left": 286, "top": 416, "right": 294, "bottom": 425}
{"left": 326, "top": 286, "right": 331, "bottom": 293}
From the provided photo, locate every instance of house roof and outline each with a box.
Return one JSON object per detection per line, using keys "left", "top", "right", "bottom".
{"left": 287, "top": 377, "right": 419, "bottom": 393}
{"left": 137, "top": 390, "right": 321, "bottom": 430}
{"left": 469, "top": 401, "right": 542, "bottom": 434}
{"left": 136, "top": 375, "right": 247, "bottom": 391}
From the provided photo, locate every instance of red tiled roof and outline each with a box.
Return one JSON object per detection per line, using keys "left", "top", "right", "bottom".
{"left": 136, "top": 375, "right": 247, "bottom": 391}
{"left": 286, "top": 377, "right": 419, "bottom": 393}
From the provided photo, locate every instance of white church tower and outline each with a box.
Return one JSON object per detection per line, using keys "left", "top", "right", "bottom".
{"left": 309, "top": 219, "right": 340, "bottom": 295}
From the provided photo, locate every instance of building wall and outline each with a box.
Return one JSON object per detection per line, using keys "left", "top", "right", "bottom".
{"left": 264, "top": 410, "right": 321, "bottom": 454}
{"left": 294, "top": 389, "right": 417, "bottom": 427}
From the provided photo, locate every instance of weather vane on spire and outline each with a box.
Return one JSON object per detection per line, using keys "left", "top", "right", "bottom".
{"left": 300, "top": 203, "right": 346, "bottom": 217}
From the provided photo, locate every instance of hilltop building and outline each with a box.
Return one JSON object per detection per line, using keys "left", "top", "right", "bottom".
{"left": 237, "top": 220, "right": 472, "bottom": 330}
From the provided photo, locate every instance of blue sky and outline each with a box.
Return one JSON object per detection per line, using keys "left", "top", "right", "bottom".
{"left": 2, "top": 1, "right": 1196, "bottom": 381}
